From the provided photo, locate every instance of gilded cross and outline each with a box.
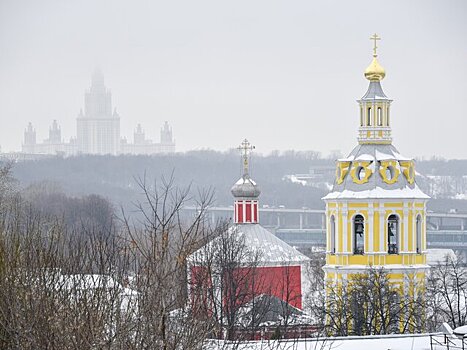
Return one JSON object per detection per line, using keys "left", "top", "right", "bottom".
{"left": 237, "top": 139, "right": 255, "bottom": 176}
{"left": 370, "top": 33, "right": 381, "bottom": 57}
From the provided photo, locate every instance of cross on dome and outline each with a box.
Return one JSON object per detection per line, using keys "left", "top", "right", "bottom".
{"left": 364, "top": 33, "right": 386, "bottom": 82}
{"left": 360, "top": 34, "right": 390, "bottom": 144}
{"left": 237, "top": 139, "right": 255, "bottom": 178}
{"left": 370, "top": 33, "right": 381, "bottom": 57}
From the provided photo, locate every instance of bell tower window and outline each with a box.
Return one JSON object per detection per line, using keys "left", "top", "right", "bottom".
{"left": 353, "top": 215, "right": 364, "bottom": 255}
{"left": 330, "top": 215, "right": 336, "bottom": 254}
{"left": 367, "top": 108, "right": 372, "bottom": 126}
{"left": 388, "top": 214, "right": 399, "bottom": 254}
{"left": 377, "top": 107, "right": 382, "bottom": 126}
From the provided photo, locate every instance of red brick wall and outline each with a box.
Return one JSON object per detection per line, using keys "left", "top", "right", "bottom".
{"left": 190, "top": 264, "right": 303, "bottom": 311}
{"left": 232, "top": 265, "right": 302, "bottom": 309}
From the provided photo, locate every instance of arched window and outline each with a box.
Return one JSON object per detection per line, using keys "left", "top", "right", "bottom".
{"left": 330, "top": 215, "right": 336, "bottom": 254}
{"left": 353, "top": 215, "right": 364, "bottom": 255}
{"left": 367, "top": 108, "right": 372, "bottom": 126}
{"left": 388, "top": 214, "right": 399, "bottom": 254}
{"left": 377, "top": 107, "right": 382, "bottom": 126}
{"left": 416, "top": 215, "right": 422, "bottom": 253}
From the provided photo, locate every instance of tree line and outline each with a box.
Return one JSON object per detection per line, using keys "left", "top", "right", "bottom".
{"left": 10, "top": 151, "right": 467, "bottom": 214}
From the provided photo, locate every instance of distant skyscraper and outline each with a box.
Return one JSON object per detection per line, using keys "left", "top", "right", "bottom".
{"left": 77, "top": 68, "right": 120, "bottom": 155}
{"left": 134, "top": 124, "right": 145, "bottom": 145}
{"left": 160, "top": 121, "right": 173, "bottom": 144}
{"left": 21, "top": 69, "right": 175, "bottom": 157}
{"left": 47, "top": 120, "right": 61, "bottom": 144}
{"left": 22, "top": 122, "right": 36, "bottom": 153}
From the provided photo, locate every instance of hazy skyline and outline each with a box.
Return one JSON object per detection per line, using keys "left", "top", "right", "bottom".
{"left": 0, "top": 0, "right": 466, "bottom": 158}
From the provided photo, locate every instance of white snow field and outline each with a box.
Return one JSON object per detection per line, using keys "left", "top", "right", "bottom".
{"left": 204, "top": 333, "right": 458, "bottom": 350}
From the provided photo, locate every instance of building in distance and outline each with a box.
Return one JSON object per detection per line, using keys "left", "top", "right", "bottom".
{"left": 120, "top": 122, "right": 175, "bottom": 155}
{"left": 22, "top": 120, "right": 78, "bottom": 156}
{"left": 21, "top": 69, "right": 175, "bottom": 157}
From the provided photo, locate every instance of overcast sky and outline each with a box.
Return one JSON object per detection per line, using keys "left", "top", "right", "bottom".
{"left": 0, "top": 0, "right": 466, "bottom": 158}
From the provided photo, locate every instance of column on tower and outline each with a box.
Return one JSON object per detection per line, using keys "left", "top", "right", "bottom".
{"left": 232, "top": 188, "right": 260, "bottom": 224}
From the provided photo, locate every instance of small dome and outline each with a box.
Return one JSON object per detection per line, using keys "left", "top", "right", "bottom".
{"left": 364, "top": 56, "right": 386, "bottom": 81}
{"left": 231, "top": 176, "right": 261, "bottom": 198}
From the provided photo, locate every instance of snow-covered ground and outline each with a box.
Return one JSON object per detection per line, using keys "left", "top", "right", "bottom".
{"left": 204, "top": 333, "right": 450, "bottom": 350}
{"left": 427, "top": 248, "right": 456, "bottom": 266}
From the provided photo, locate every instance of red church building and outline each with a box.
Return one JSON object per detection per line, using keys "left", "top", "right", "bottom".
{"left": 188, "top": 140, "right": 310, "bottom": 339}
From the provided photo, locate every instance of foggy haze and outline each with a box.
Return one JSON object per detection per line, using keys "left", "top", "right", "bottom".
{"left": 0, "top": 0, "right": 466, "bottom": 158}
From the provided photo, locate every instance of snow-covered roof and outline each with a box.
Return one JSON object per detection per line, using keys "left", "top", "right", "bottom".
{"left": 359, "top": 81, "right": 391, "bottom": 101}
{"left": 324, "top": 185, "right": 429, "bottom": 200}
{"left": 236, "top": 224, "right": 309, "bottom": 264}
{"left": 236, "top": 294, "right": 313, "bottom": 328}
{"left": 325, "top": 143, "right": 430, "bottom": 200}
{"left": 339, "top": 148, "right": 412, "bottom": 162}
{"left": 45, "top": 272, "right": 138, "bottom": 313}
{"left": 426, "top": 249, "right": 456, "bottom": 266}
{"left": 57, "top": 274, "right": 121, "bottom": 290}
{"left": 189, "top": 224, "right": 309, "bottom": 265}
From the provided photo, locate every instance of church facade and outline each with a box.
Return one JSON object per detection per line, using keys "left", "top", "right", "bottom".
{"left": 188, "top": 140, "right": 310, "bottom": 338}
{"left": 322, "top": 35, "right": 430, "bottom": 302}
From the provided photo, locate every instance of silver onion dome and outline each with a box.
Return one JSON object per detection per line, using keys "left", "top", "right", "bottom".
{"left": 231, "top": 175, "right": 261, "bottom": 198}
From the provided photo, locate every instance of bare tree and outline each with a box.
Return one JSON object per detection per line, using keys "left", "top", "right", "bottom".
{"left": 120, "top": 174, "right": 218, "bottom": 349}
{"left": 0, "top": 170, "right": 222, "bottom": 349}
{"left": 0, "top": 201, "right": 130, "bottom": 349}
{"left": 189, "top": 226, "right": 268, "bottom": 342}
{"left": 0, "top": 162, "right": 17, "bottom": 213}
{"left": 426, "top": 255, "right": 467, "bottom": 330}
{"left": 311, "top": 267, "right": 425, "bottom": 337}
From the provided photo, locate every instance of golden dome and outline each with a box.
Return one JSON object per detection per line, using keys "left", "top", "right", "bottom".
{"left": 364, "top": 56, "right": 386, "bottom": 81}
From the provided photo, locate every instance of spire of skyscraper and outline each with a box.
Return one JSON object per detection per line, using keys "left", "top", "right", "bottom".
{"left": 91, "top": 67, "right": 105, "bottom": 91}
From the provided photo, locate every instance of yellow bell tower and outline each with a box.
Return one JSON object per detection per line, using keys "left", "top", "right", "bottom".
{"left": 323, "top": 34, "right": 430, "bottom": 309}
